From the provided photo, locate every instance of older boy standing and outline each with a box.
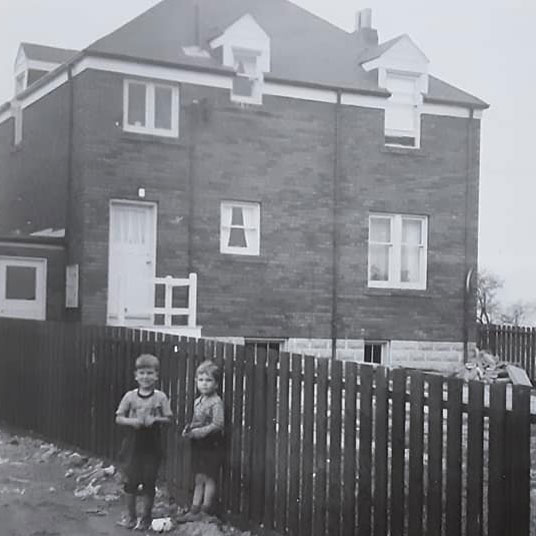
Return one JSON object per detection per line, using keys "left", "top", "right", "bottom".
{"left": 115, "top": 354, "right": 172, "bottom": 530}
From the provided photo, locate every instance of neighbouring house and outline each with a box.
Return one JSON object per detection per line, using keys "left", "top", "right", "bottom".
{"left": 0, "top": 0, "right": 488, "bottom": 369}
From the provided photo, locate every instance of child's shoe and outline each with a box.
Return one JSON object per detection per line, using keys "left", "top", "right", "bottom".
{"left": 176, "top": 505, "right": 202, "bottom": 523}
{"left": 116, "top": 516, "right": 138, "bottom": 529}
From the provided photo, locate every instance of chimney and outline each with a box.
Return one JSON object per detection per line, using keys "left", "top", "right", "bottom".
{"left": 354, "top": 8, "right": 378, "bottom": 49}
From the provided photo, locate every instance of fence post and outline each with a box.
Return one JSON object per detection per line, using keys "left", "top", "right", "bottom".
{"left": 188, "top": 272, "right": 197, "bottom": 328}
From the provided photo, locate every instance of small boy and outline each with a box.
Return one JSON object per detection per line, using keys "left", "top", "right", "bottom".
{"left": 116, "top": 353, "right": 172, "bottom": 530}
{"left": 179, "top": 360, "right": 225, "bottom": 522}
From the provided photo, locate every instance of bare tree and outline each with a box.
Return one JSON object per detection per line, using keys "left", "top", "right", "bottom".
{"left": 476, "top": 269, "right": 503, "bottom": 324}
{"left": 499, "top": 301, "right": 536, "bottom": 326}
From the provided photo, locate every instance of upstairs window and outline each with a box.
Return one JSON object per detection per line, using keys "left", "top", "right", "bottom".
{"left": 123, "top": 80, "right": 179, "bottom": 138}
{"left": 368, "top": 213, "right": 428, "bottom": 289}
{"left": 220, "top": 201, "right": 260, "bottom": 256}
{"left": 231, "top": 49, "right": 263, "bottom": 105}
{"left": 384, "top": 72, "right": 420, "bottom": 148}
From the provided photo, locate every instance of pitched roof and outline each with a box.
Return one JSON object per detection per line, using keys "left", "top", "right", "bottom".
{"left": 86, "top": 0, "right": 381, "bottom": 94}
{"left": 20, "top": 42, "right": 78, "bottom": 64}
{"left": 85, "top": 0, "right": 486, "bottom": 106}
{"left": 356, "top": 34, "right": 406, "bottom": 64}
{"left": 426, "top": 76, "right": 488, "bottom": 109}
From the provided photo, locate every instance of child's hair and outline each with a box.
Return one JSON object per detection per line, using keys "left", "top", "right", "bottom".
{"left": 135, "top": 353, "right": 160, "bottom": 371}
{"left": 195, "top": 360, "right": 221, "bottom": 384}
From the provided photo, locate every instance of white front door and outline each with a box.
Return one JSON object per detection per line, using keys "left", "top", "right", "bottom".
{"left": 107, "top": 201, "right": 156, "bottom": 326}
{"left": 0, "top": 257, "right": 47, "bottom": 320}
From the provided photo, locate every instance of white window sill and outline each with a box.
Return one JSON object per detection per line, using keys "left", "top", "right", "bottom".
{"left": 220, "top": 248, "right": 260, "bottom": 256}
{"left": 123, "top": 124, "right": 179, "bottom": 139}
{"left": 368, "top": 281, "right": 427, "bottom": 291}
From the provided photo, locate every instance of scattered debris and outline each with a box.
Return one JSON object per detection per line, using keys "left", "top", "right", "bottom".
{"left": 454, "top": 350, "right": 533, "bottom": 386}
{"left": 152, "top": 517, "right": 174, "bottom": 532}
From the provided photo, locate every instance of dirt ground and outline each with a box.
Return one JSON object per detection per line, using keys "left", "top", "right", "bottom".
{"left": 0, "top": 427, "right": 250, "bottom": 536}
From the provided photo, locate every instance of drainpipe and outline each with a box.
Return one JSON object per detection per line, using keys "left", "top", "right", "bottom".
{"left": 187, "top": 100, "right": 199, "bottom": 275}
{"left": 66, "top": 65, "right": 74, "bottom": 257}
{"left": 331, "top": 90, "right": 342, "bottom": 360}
{"left": 463, "top": 108, "right": 475, "bottom": 362}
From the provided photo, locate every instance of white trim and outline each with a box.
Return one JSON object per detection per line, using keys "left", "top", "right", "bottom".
{"left": 422, "top": 102, "right": 482, "bottom": 119}
{"left": 123, "top": 79, "right": 179, "bottom": 138}
{"left": 0, "top": 54, "right": 484, "bottom": 127}
{"left": 73, "top": 56, "right": 231, "bottom": 90}
{"left": 264, "top": 81, "right": 336, "bottom": 103}
{"left": 22, "top": 71, "right": 69, "bottom": 110}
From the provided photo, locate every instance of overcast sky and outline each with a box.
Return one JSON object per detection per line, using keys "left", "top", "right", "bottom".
{"left": 1, "top": 0, "right": 534, "bottom": 311}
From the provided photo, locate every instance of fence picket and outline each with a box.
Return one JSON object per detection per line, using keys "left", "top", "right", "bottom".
{"left": 342, "top": 361, "right": 357, "bottom": 536}
{"left": 426, "top": 374, "right": 443, "bottom": 536}
{"left": 313, "top": 358, "right": 329, "bottom": 536}
{"left": 466, "top": 380, "right": 484, "bottom": 536}
{"left": 446, "top": 378, "right": 463, "bottom": 536}
{"left": 488, "top": 383, "right": 507, "bottom": 536}
{"left": 357, "top": 364, "right": 373, "bottom": 536}
{"left": 390, "top": 368, "right": 406, "bottom": 536}
{"left": 301, "top": 356, "right": 315, "bottom": 536}
{"left": 408, "top": 372, "right": 425, "bottom": 536}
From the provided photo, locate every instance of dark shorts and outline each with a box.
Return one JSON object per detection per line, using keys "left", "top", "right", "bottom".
{"left": 191, "top": 433, "right": 225, "bottom": 481}
{"left": 118, "top": 430, "right": 162, "bottom": 496}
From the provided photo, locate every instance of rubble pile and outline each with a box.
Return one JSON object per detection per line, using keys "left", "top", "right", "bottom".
{"left": 454, "top": 350, "right": 533, "bottom": 386}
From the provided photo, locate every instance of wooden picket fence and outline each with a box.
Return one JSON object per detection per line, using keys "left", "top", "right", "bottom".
{"left": 0, "top": 318, "right": 533, "bottom": 536}
{"left": 478, "top": 323, "right": 536, "bottom": 382}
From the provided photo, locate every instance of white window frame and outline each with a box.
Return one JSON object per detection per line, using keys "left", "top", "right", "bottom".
{"left": 0, "top": 256, "right": 47, "bottom": 320}
{"left": 364, "top": 341, "right": 390, "bottom": 365}
{"left": 220, "top": 201, "right": 261, "bottom": 256}
{"left": 123, "top": 79, "right": 179, "bottom": 138}
{"left": 384, "top": 70, "right": 421, "bottom": 149}
{"left": 230, "top": 47, "right": 263, "bottom": 105}
{"left": 368, "top": 213, "right": 428, "bottom": 290}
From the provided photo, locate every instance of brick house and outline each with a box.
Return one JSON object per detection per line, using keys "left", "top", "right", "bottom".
{"left": 0, "top": 0, "right": 487, "bottom": 368}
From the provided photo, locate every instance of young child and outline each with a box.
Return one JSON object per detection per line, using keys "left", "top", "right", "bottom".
{"left": 180, "top": 360, "right": 225, "bottom": 522}
{"left": 115, "top": 353, "right": 172, "bottom": 530}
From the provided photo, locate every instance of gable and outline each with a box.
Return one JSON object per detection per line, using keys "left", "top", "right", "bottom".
{"left": 14, "top": 46, "right": 27, "bottom": 71}
{"left": 362, "top": 34, "right": 429, "bottom": 74}
{"left": 210, "top": 14, "right": 271, "bottom": 73}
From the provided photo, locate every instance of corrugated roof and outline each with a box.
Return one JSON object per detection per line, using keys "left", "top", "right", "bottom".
{"left": 21, "top": 42, "right": 78, "bottom": 64}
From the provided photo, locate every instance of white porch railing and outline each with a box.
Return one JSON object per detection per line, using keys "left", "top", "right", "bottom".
{"left": 153, "top": 273, "right": 198, "bottom": 330}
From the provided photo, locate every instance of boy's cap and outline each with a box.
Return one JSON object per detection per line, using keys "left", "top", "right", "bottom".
{"left": 135, "top": 354, "right": 160, "bottom": 370}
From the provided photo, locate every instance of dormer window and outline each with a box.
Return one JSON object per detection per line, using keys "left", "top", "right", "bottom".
{"left": 384, "top": 71, "right": 420, "bottom": 148}
{"left": 209, "top": 13, "right": 270, "bottom": 107}
{"left": 232, "top": 48, "right": 262, "bottom": 104}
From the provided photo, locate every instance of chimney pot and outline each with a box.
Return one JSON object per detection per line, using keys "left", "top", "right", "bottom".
{"left": 355, "top": 8, "right": 372, "bottom": 32}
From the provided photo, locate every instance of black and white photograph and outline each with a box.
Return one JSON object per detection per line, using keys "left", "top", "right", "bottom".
{"left": 0, "top": 0, "right": 534, "bottom": 534}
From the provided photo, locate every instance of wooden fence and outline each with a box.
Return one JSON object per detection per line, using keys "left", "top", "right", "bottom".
{"left": 478, "top": 323, "right": 536, "bottom": 381}
{"left": 0, "top": 318, "right": 532, "bottom": 536}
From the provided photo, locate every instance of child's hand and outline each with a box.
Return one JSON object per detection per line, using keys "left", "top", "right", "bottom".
{"left": 131, "top": 418, "right": 143, "bottom": 429}
{"left": 182, "top": 424, "right": 191, "bottom": 438}
{"left": 188, "top": 428, "right": 204, "bottom": 440}
{"left": 144, "top": 415, "right": 156, "bottom": 427}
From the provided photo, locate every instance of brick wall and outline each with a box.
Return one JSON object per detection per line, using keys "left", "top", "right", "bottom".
{"left": 0, "top": 83, "right": 70, "bottom": 236}
{"left": 72, "top": 68, "right": 481, "bottom": 344}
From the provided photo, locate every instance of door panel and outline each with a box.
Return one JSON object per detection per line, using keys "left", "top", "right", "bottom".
{"left": 107, "top": 202, "right": 156, "bottom": 325}
{"left": 0, "top": 257, "right": 46, "bottom": 320}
